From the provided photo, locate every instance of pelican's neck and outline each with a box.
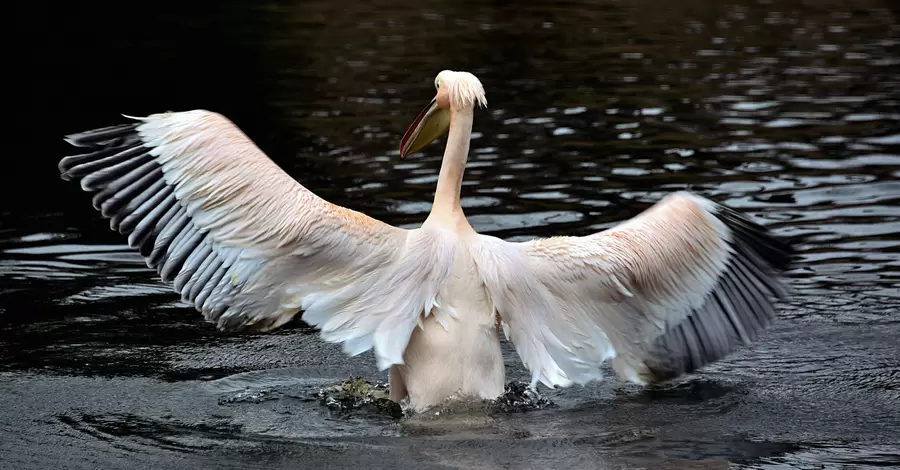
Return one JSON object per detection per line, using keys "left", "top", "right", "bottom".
{"left": 432, "top": 107, "right": 473, "bottom": 216}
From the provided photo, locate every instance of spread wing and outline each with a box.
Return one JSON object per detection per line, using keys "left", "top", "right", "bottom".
{"left": 471, "top": 191, "right": 795, "bottom": 388}
{"left": 60, "top": 110, "right": 454, "bottom": 369}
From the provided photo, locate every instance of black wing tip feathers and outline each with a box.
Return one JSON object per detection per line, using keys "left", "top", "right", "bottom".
{"left": 59, "top": 120, "right": 196, "bottom": 296}
{"left": 641, "top": 362, "right": 682, "bottom": 384}
{"left": 64, "top": 122, "right": 141, "bottom": 149}
{"left": 639, "top": 199, "right": 798, "bottom": 385}
{"left": 57, "top": 119, "right": 253, "bottom": 332}
{"left": 59, "top": 123, "right": 145, "bottom": 180}
{"left": 710, "top": 201, "right": 798, "bottom": 274}
{"left": 641, "top": 322, "right": 727, "bottom": 385}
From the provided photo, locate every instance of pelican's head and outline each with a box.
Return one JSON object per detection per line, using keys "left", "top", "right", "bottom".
{"left": 399, "top": 70, "right": 488, "bottom": 158}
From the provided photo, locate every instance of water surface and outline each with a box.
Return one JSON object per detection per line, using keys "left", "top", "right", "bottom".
{"left": 3, "top": 0, "right": 900, "bottom": 468}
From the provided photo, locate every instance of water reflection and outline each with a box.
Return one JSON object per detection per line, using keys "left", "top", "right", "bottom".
{"left": 4, "top": 0, "right": 900, "bottom": 468}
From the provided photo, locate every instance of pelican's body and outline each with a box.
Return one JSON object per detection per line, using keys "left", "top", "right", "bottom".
{"left": 393, "top": 219, "right": 506, "bottom": 406}
{"left": 388, "top": 82, "right": 507, "bottom": 406}
{"left": 59, "top": 70, "right": 794, "bottom": 413}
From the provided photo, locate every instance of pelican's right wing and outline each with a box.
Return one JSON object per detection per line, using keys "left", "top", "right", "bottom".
{"left": 60, "top": 110, "right": 454, "bottom": 369}
{"left": 471, "top": 192, "right": 794, "bottom": 389}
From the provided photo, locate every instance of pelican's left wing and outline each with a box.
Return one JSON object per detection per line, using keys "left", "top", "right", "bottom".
{"left": 60, "top": 110, "right": 455, "bottom": 370}
{"left": 471, "top": 191, "right": 794, "bottom": 389}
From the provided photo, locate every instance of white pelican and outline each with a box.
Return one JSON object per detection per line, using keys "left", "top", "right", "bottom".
{"left": 59, "top": 70, "right": 794, "bottom": 412}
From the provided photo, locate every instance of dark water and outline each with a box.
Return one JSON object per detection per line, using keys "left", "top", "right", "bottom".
{"left": 4, "top": 0, "right": 900, "bottom": 468}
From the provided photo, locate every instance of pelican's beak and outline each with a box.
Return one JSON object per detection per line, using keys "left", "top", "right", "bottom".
{"left": 399, "top": 97, "right": 451, "bottom": 159}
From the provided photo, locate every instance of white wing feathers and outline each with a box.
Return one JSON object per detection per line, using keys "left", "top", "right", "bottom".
{"left": 60, "top": 110, "right": 453, "bottom": 370}
{"left": 472, "top": 191, "right": 794, "bottom": 389}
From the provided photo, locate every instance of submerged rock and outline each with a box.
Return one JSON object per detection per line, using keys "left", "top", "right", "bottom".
{"left": 315, "top": 377, "right": 403, "bottom": 418}
{"left": 315, "top": 378, "right": 555, "bottom": 422}
{"left": 491, "top": 381, "right": 556, "bottom": 413}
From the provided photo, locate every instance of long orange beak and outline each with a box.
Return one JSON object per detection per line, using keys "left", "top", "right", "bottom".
{"left": 399, "top": 97, "right": 451, "bottom": 159}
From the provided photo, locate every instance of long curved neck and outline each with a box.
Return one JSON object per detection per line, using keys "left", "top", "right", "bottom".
{"left": 432, "top": 107, "right": 473, "bottom": 215}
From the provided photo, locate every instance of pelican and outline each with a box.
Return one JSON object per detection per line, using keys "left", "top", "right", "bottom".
{"left": 59, "top": 70, "right": 794, "bottom": 412}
